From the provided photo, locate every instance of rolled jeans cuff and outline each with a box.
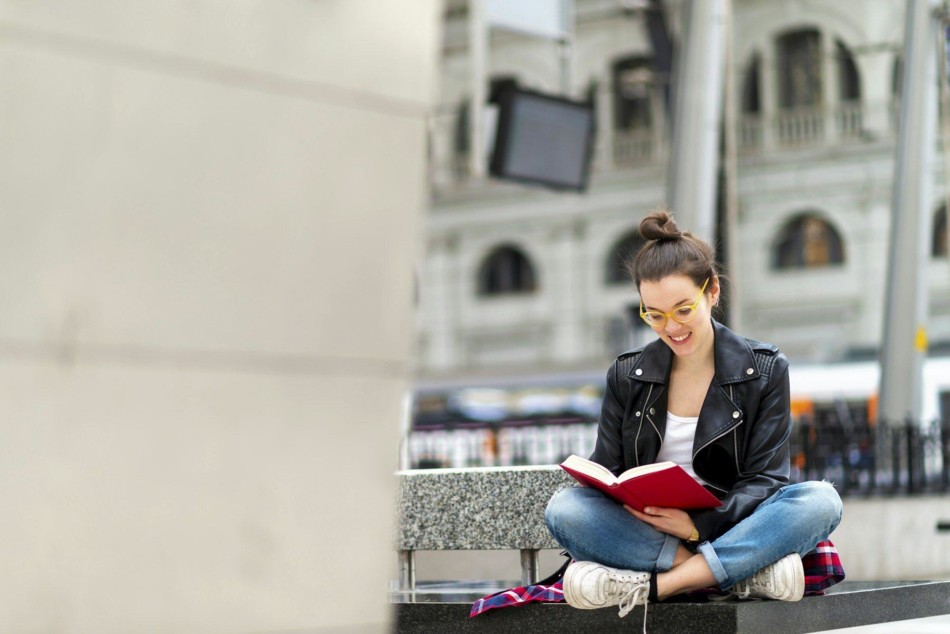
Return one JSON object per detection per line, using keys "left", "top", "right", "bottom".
{"left": 697, "top": 541, "right": 729, "bottom": 587}
{"left": 657, "top": 532, "right": 681, "bottom": 572}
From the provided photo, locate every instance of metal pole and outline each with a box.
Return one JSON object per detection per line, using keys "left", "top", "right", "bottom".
{"left": 559, "top": 0, "right": 574, "bottom": 95}
{"left": 879, "top": 0, "right": 940, "bottom": 425}
{"left": 520, "top": 548, "right": 540, "bottom": 586}
{"left": 721, "top": 0, "right": 742, "bottom": 331}
{"left": 398, "top": 550, "right": 416, "bottom": 591}
{"left": 942, "top": 417, "right": 950, "bottom": 491}
{"left": 665, "top": 0, "right": 727, "bottom": 244}
{"left": 938, "top": 18, "right": 950, "bottom": 278}
{"left": 558, "top": 39, "right": 573, "bottom": 95}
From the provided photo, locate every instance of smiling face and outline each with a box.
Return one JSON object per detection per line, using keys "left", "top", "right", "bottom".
{"left": 638, "top": 274, "right": 719, "bottom": 362}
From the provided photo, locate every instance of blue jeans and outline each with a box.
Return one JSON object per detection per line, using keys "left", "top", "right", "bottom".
{"left": 545, "top": 481, "right": 843, "bottom": 590}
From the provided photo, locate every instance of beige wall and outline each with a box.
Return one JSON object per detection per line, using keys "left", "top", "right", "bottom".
{"left": 0, "top": 2, "right": 438, "bottom": 632}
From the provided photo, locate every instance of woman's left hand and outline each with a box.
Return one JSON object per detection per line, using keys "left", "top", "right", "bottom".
{"left": 624, "top": 505, "right": 695, "bottom": 540}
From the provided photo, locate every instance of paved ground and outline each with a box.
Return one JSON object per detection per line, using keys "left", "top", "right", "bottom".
{"left": 816, "top": 615, "right": 950, "bottom": 633}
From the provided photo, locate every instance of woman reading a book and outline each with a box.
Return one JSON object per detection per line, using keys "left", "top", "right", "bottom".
{"left": 545, "top": 210, "right": 843, "bottom": 618}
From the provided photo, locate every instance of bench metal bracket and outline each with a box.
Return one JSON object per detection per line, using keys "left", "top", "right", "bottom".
{"left": 520, "top": 548, "right": 540, "bottom": 586}
{"left": 398, "top": 550, "right": 415, "bottom": 591}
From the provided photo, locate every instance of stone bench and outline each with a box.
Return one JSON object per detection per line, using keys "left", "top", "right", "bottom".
{"left": 392, "top": 465, "right": 950, "bottom": 633}
{"left": 393, "top": 464, "right": 574, "bottom": 590}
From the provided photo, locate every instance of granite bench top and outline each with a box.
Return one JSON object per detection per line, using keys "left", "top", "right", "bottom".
{"left": 395, "top": 465, "right": 575, "bottom": 550}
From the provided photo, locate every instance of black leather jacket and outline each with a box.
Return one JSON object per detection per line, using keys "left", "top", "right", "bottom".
{"left": 589, "top": 319, "right": 791, "bottom": 542}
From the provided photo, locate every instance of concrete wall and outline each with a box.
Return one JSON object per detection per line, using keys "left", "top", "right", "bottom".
{"left": 833, "top": 495, "right": 950, "bottom": 581}
{"left": 0, "top": 2, "right": 438, "bottom": 632}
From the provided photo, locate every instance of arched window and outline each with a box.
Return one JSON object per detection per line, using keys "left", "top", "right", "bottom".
{"left": 836, "top": 40, "right": 861, "bottom": 102}
{"left": 773, "top": 214, "right": 846, "bottom": 269}
{"left": 777, "top": 28, "right": 823, "bottom": 109}
{"left": 605, "top": 231, "right": 646, "bottom": 285}
{"left": 741, "top": 53, "right": 762, "bottom": 114}
{"left": 612, "top": 55, "right": 655, "bottom": 130}
{"left": 934, "top": 204, "right": 948, "bottom": 258}
{"left": 477, "top": 245, "right": 538, "bottom": 296}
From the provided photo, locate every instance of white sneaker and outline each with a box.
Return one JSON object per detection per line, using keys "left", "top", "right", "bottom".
{"left": 730, "top": 553, "right": 805, "bottom": 601}
{"left": 562, "top": 560, "right": 651, "bottom": 618}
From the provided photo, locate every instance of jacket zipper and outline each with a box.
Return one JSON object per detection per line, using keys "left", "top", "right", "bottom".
{"left": 633, "top": 383, "right": 654, "bottom": 468}
{"left": 731, "top": 385, "right": 740, "bottom": 473}
{"left": 692, "top": 384, "right": 742, "bottom": 493}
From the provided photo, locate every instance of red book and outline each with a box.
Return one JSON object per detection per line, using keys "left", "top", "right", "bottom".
{"left": 559, "top": 455, "right": 722, "bottom": 512}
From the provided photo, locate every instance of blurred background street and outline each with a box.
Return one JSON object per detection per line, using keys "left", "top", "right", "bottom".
{"left": 408, "top": 0, "right": 950, "bottom": 584}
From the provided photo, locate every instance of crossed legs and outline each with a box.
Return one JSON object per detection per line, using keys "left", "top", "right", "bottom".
{"left": 545, "top": 481, "right": 842, "bottom": 597}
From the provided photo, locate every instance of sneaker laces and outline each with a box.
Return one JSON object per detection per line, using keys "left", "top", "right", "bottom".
{"left": 731, "top": 580, "right": 752, "bottom": 600}
{"left": 610, "top": 576, "right": 650, "bottom": 632}
{"left": 732, "top": 566, "right": 775, "bottom": 599}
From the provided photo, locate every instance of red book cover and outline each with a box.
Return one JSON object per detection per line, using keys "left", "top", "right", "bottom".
{"left": 559, "top": 455, "right": 722, "bottom": 512}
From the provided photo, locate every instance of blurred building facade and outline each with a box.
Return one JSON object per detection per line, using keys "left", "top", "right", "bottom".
{"left": 416, "top": 0, "right": 950, "bottom": 388}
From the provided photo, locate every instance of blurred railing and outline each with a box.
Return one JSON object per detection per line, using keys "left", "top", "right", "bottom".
{"left": 791, "top": 417, "right": 950, "bottom": 495}
{"left": 774, "top": 106, "right": 826, "bottom": 147}
{"left": 406, "top": 415, "right": 950, "bottom": 497}
{"left": 608, "top": 127, "right": 661, "bottom": 167}
{"left": 836, "top": 100, "right": 864, "bottom": 140}
{"left": 739, "top": 114, "right": 764, "bottom": 152}
{"left": 407, "top": 419, "right": 597, "bottom": 469}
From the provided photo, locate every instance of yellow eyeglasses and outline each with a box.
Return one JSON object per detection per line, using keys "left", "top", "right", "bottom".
{"left": 639, "top": 278, "right": 710, "bottom": 328}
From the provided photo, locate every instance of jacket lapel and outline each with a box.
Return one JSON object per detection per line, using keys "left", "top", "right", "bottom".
{"left": 694, "top": 320, "right": 761, "bottom": 450}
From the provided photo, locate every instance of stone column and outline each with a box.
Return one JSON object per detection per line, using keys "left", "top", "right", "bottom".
{"left": 596, "top": 80, "right": 615, "bottom": 170}
{"left": 423, "top": 234, "right": 461, "bottom": 370}
{"left": 857, "top": 51, "right": 897, "bottom": 140}
{"left": 550, "top": 220, "right": 586, "bottom": 363}
{"left": 760, "top": 48, "right": 778, "bottom": 151}
{"left": 822, "top": 30, "right": 839, "bottom": 144}
{"left": 0, "top": 2, "right": 439, "bottom": 632}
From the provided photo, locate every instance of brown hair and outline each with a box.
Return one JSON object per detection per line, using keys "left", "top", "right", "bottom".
{"left": 627, "top": 209, "right": 718, "bottom": 290}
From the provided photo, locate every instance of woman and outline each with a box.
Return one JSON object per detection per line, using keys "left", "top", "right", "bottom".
{"left": 544, "top": 210, "right": 843, "bottom": 617}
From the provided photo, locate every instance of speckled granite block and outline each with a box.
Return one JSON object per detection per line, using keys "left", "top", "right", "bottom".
{"left": 395, "top": 465, "right": 576, "bottom": 550}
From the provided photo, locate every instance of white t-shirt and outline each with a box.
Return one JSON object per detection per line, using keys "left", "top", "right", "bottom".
{"left": 655, "top": 412, "right": 709, "bottom": 486}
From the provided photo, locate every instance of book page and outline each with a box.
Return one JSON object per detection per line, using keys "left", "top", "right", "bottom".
{"left": 560, "top": 455, "right": 617, "bottom": 485}
{"left": 616, "top": 461, "right": 677, "bottom": 483}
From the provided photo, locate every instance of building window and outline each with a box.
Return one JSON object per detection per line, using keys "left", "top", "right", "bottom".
{"left": 777, "top": 28, "right": 823, "bottom": 109}
{"left": 892, "top": 56, "right": 903, "bottom": 97}
{"left": 612, "top": 55, "right": 655, "bottom": 131}
{"left": 477, "top": 245, "right": 537, "bottom": 296}
{"left": 773, "top": 214, "right": 845, "bottom": 269}
{"left": 935, "top": 204, "right": 948, "bottom": 258}
{"left": 453, "top": 100, "right": 470, "bottom": 164}
{"left": 742, "top": 53, "right": 762, "bottom": 114}
{"left": 605, "top": 230, "right": 646, "bottom": 285}
{"left": 836, "top": 40, "right": 861, "bottom": 102}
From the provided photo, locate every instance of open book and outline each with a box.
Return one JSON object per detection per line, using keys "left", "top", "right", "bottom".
{"left": 559, "top": 455, "right": 722, "bottom": 512}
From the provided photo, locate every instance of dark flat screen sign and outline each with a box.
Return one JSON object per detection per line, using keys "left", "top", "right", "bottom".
{"left": 489, "top": 88, "right": 595, "bottom": 192}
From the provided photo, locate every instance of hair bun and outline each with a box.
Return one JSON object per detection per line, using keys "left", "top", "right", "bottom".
{"left": 639, "top": 209, "right": 682, "bottom": 241}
